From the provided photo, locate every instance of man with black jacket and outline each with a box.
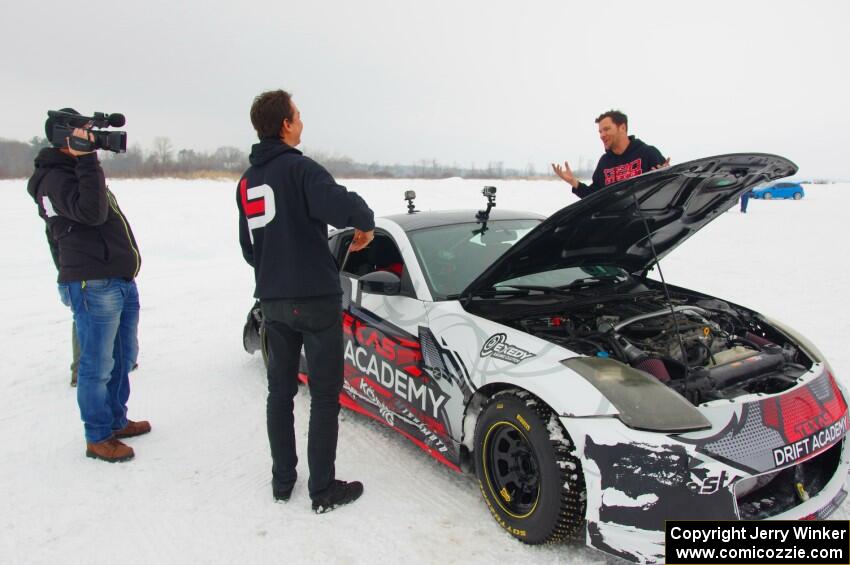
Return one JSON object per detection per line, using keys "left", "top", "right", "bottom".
{"left": 238, "top": 90, "right": 374, "bottom": 513}
{"left": 552, "top": 110, "right": 669, "bottom": 198}
{"left": 27, "top": 109, "right": 150, "bottom": 463}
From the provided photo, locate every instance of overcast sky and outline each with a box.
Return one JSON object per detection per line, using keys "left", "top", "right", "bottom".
{"left": 3, "top": 1, "right": 849, "bottom": 178}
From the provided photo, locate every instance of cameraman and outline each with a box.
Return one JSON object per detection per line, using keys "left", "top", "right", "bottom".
{"left": 27, "top": 108, "right": 150, "bottom": 463}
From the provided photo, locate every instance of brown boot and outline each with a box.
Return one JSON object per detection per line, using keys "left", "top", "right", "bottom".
{"left": 113, "top": 420, "right": 152, "bottom": 439}
{"left": 86, "top": 438, "right": 134, "bottom": 462}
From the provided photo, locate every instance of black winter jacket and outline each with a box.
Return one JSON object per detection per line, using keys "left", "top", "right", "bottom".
{"left": 237, "top": 139, "right": 374, "bottom": 299}
{"left": 27, "top": 148, "right": 141, "bottom": 282}
{"left": 573, "top": 136, "right": 666, "bottom": 198}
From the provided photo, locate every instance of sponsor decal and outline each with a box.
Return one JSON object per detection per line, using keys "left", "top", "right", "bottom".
{"left": 687, "top": 469, "right": 740, "bottom": 495}
{"left": 342, "top": 311, "right": 421, "bottom": 368}
{"left": 357, "top": 379, "right": 395, "bottom": 426}
{"left": 478, "top": 480, "right": 527, "bottom": 538}
{"left": 479, "top": 333, "right": 535, "bottom": 364}
{"left": 499, "top": 487, "right": 511, "bottom": 502}
{"left": 343, "top": 378, "right": 451, "bottom": 454}
{"left": 761, "top": 372, "right": 848, "bottom": 443}
{"left": 516, "top": 414, "right": 531, "bottom": 431}
{"left": 323, "top": 307, "right": 463, "bottom": 469}
{"left": 680, "top": 371, "right": 849, "bottom": 474}
{"left": 772, "top": 413, "right": 849, "bottom": 467}
{"left": 344, "top": 340, "right": 447, "bottom": 419}
{"left": 397, "top": 405, "right": 450, "bottom": 453}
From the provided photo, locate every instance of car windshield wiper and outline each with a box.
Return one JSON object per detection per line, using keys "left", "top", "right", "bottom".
{"left": 455, "top": 275, "right": 627, "bottom": 301}
{"left": 492, "top": 284, "right": 572, "bottom": 295}
{"left": 493, "top": 276, "right": 626, "bottom": 295}
{"left": 556, "top": 275, "right": 626, "bottom": 290}
{"left": 447, "top": 287, "right": 532, "bottom": 300}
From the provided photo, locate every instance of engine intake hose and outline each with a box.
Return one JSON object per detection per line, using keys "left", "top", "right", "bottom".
{"left": 745, "top": 332, "right": 775, "bottom": 348}
{"left": 633, "top": 357, "right": 671, "bottom": 383}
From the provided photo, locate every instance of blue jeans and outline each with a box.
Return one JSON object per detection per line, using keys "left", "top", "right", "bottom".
{"left": 58, "top": 278, "right": 140, "bottom": 443}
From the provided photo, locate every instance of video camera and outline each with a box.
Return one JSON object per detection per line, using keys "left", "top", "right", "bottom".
{"left": 47, "top": 109, "right": 127, "bottom": 153}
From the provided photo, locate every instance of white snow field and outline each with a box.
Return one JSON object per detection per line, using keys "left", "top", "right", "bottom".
{"left": 2, "top": 176, "right": 848, "bottom": 565}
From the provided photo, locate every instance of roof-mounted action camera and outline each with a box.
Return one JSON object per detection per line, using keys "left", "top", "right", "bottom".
{"left": 476, "top": 186, "right": 497, "bottom": 221}
{"left": 405, "top": 190, "right": 418, "bottom": 214}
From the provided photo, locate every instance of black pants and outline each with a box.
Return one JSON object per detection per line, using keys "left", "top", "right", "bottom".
{"left": 261, "top": 295, "right": 344, "bottom": 499}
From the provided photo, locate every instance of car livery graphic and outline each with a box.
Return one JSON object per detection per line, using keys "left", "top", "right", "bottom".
{"left": 243, "top": 153, "right": 849, "bottom": 564}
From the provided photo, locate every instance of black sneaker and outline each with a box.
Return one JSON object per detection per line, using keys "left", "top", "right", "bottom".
{"left": 311, "top": 480, "right": 363, "bottom": 514}
{"left": 273, "top": 484, "right": 294, "bottom": 503}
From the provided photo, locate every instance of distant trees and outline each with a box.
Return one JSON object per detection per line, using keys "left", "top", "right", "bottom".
{"left": 0, "top": 136, "right": 590, "bottom": 180}
{"left": 99, "top": 137, "right": 249, "bottom": 178}
{"left": 0, "top": 135, "right": 249, "bottom": 179}
{"left": 0, "top": 137, "right": 49, "bottom": 178}
{"left": 151, "top": 137, "right": 174, "bottom": 170}
{"left": 0, "top": 139, "right": 33, "bottom": 178}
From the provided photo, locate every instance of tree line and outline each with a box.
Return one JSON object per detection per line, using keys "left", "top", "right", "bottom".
{"left": 1, "top": 137, "right": 593, "bottom": 180}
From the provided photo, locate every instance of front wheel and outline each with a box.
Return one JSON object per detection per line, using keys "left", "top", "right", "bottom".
{"left": 474, "top": 390, "right": 586, "bottom": 544}
{"left": 793, "top": 192, "right": 802, "bottom": 200}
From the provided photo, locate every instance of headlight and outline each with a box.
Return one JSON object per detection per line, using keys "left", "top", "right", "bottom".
{"left": 562, "top": 357, "right": 711, "bottom": 433}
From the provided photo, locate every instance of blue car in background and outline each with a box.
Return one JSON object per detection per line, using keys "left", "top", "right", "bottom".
{"left": 751, "top": 181, "right": 805, "bottom": 200}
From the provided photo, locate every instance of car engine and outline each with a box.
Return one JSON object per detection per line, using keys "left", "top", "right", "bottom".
{"left": 502, "top": 288, "right": 812, "bottom": 404}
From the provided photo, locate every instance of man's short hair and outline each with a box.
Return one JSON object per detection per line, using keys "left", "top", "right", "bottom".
{"left": 595, "top": 110, "right": 628, "bottom": 128}
{"left": 250, "top": 90, "right": 294, "bottom": 140}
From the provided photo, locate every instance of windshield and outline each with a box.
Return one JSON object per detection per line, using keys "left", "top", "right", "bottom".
{"left": 408, "top": 219, "right": 539, "bottom": 299}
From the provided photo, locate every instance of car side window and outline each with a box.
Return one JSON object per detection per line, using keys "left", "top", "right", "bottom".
{"left": 339, "top": 231, "right": 415, "bottom": 298}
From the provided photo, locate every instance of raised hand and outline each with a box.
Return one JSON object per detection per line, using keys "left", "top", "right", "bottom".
{"left": 652, "top": 157, "right": 671, "bottom": 170}
{"left": 551, "top": 160, "right": 578, "bottom": 187}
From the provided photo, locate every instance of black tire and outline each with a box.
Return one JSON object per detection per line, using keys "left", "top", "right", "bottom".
{"left": 793, "top": 192, "right": 802, "bottom": 200}
{"left": 474, "top": 389, "right": 585, "bottom": 544}
{"left": 763, "top": 192, "right": 773, "bottom": 200}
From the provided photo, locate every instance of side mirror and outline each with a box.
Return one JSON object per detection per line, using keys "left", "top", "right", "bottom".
{"left": 359, "top": 271, "right": 401, "bottom": 296}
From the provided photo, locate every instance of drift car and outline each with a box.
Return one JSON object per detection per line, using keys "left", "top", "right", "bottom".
{"left": 242, "top": 154, "right": 849, "bottom": 564}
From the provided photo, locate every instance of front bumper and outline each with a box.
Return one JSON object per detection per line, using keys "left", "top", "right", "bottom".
{"left": 564, "top": 369, "right": 850, "bottom": 564}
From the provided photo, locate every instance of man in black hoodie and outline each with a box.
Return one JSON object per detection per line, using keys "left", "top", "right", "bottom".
{"left": 238, "top": 90, "right": 374, "bottom": 513}
{"left": 552, "top": 110, "right": 669, "bottom": 198}
{"left": 27, "top": 109, "right": 150, "bottom": 463}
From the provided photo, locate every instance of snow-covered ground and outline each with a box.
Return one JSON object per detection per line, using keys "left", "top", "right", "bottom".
{"left": 2, "top": 176, "right": 848, "bottom": 565}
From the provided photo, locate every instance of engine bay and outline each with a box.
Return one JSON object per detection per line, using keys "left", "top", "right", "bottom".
{"left": 472, "top": 282, "right": 813, "bottom": 404}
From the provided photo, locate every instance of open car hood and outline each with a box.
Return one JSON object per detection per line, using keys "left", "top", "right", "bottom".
{"left": 462, "top": 153, "right": 797, "bottom": 297}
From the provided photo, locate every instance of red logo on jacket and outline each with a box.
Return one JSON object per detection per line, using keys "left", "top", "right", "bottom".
{"left": 603, "top": 158, "right": 643, "bottom": 185}
{"left": 240, "top": 178, "right": 265, "bottom": 216}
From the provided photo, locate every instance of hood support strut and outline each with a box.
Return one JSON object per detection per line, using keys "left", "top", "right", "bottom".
{"left": 628, "top": 190, "right": 693, "bottom": 399}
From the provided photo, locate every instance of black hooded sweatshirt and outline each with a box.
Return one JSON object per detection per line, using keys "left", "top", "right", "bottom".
{"left": 237, "top": 139, "right": 374, "bottom": 299}
{"left": 573, "top": 136, "right": 666, "bottom": 198}
{"left": 27, "top": 148, "right": 141, "bottom": 282}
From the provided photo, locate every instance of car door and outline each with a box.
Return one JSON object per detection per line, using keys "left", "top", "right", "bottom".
{"left": 332, "top": 226, "right": 459, "bottom": 466}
